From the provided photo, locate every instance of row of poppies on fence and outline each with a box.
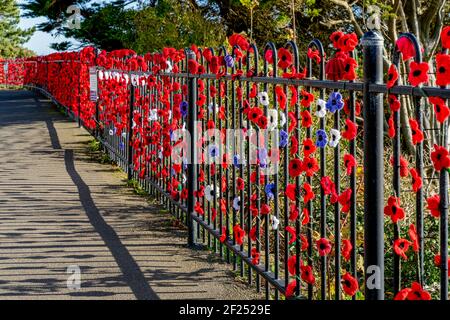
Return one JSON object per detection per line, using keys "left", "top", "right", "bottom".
{"left": 1, "top": 27, "right": 450, "bottom": 300}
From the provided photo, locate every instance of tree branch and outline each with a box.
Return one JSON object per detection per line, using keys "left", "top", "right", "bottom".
{"left": 406, "top": 0, "right": 420, "bottom": 36}
{"left": 420, "top": 0, "right": 446, "bottom": 37}
{"left": 319, "top": 19, "right": 352, "bottom": 28}
{"left": 398, "top": 0, "right": 409, "bottom": 33}
{"left": 327, "top": 0, "right": 363, "bottom": 37}
{"left": 427, "top": 3, "right": 445, "bottom": 61}
{"left": 387, "top": 0, "right": 401, "bottom": 43}
{"left": 420, "top": 0, "right": 446, "bottom": 57}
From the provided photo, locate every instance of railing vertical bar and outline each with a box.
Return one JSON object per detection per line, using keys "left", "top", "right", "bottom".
{"left": 198, "top": 49, "right": 205, "bottom": 245}
{"left": 231, "top": 47, "right": 238, "bottom": 271}
{"left": 218, "top": 46, "right": 226, "bottom": 259}
{"left": 439, "top": 46, "right": 449, "bottom": 301}
{"left": 187, "top": 50, "right": 198, "bottom": 247}
{"left": 236, "top": 54, "right": 245, "bottom": 278}
{"left": 205, "top": 53, "right": 212, "bottom": 249}
{"left": 348, "top": 51, "right": 358, "bottom": 301}
{"left": 362, "top": 30, "right": 385, "bottom": 300}
{"left": 334, "top": 100, "right": 341, "bottom": 300}
{"left": 127, "top": 80, "right": 135, "bottom": 181}
{"left": 287, "top": 40, "right": 301, "bottom": 298}
{"left": 211, "top": 52, "right": 218, "bottom": 253}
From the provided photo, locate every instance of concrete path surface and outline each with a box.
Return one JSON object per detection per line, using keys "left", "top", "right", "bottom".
{"left": 0, "top": 90, "right": 260, "bottom": 300}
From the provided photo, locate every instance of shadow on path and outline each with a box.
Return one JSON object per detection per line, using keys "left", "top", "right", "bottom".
{"left": 64, "top": 149, "right": 159, "bottom": 300}
{"left": 34, "top": 97, "right": 62, "bottom": 150}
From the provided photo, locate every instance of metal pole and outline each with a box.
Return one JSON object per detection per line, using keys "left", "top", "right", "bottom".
{"left": 78, "top": 63, "right": 82, "bottom": 128}
{"left": 95, "top": 100, "right": 100, "bottom": 139}
{"left": 440, "top": 155, "right": 449, "bottom": 300}
{"left": 187, "top": 50, "right": 198, "bottom": 247}
{"left": 362, "top": 30, "right": 385, "bottom": 300}
{"left": 439, "top": 47, "right": 449, "bottom": 300}
{"left": 127, "top": 82, "right": 135, "bottom": 181}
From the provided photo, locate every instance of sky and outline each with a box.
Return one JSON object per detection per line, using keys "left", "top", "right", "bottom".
{"left": 17, "top": 0, "right": 78, "bottom": 55}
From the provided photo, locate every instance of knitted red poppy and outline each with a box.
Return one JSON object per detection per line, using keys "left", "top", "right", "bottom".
{"left": 384, "top": 196, "right": 405, "bottom": 224}
{"left": 431, "top": 144, "right": 450, "bottom": 171}
{"left": 408, "top": 61, "right": 429, "bottom": 87}
{"left": 277, "top": 48, "right": 293, "bottom": 70}
{"left": 436, "top": 53, "right": 450, "bottom": 86}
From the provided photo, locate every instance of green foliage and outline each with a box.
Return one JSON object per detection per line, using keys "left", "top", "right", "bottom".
{"left": 22, "top": 0, "right": 136, "bottom": 51}
{"left": 87, "top": 139, "right": 112, "bottom": 164}
{"left": 50, "top": 41, "right": 72, "bottom": 51}
{"left": 0, "top": 0, "right": 35, "bottom": 58}
{"left": 21, "top": 0, "right": 88, "bottom": 32}
{"left": 65, "top": 1, "right": 137, "bottom": 51}
{"left": 127, "top": 179, "right": 148, "bottom": 196}
{"left": 132, "top": 0, "right": 226, "bottom": 53}
{"left": 88, "top": 139, "right": 101, "bottom": 152}
{"left": 19, "top": 0, "right": 450, "bottom": 59}
{"left": 240, "top": 0, "right": 259, "bottom": 10}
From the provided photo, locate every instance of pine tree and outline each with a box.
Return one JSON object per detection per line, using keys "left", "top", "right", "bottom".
{"left": 0, "top": 0, "right": 34, "bottom": 58}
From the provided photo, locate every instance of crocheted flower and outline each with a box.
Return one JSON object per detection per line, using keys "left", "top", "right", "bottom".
{"left": 265, "top": 183, "right": 275, "bottom": 200}
{"left": 316, "top": 238, "right": 332, "bottom": 256}
{"left": 396, "top": 37, "right": 416, "bottom": 61}
{"left": 180, "top": 101, "right": 188, "bottom": 117}
{"left": 286, "top": 226, "right": 296, "bottom": 244}
{"left": 300, "top": 89, "right": 314, "bottom": 107}
{"left": 233, "top": 224, "right": 245, "bottom": 245}
{"left": 441, "top": 26, "right": 450, "bottom": 49}
{"left": 429, "top": 97, "right": 450, "bottom": 123}
{"left": 279, "top": 130, "right": 288, "bottom": 148}
{"left": 431, "top": 144, "right": 450, "bottom": 171}
{"left": 315, "top": 99, "right": 327, "bottom": 118}
{"left": 343, "top": 154, "right": 356, "bottom": 175}
{"left": 408, "top": 61, "right": 429, "bottom": 87}
{"left": 289, "top": 159, "right": 303, "bottom": 177}
{"left": 259, "top": 148, "right": 268, "bottom": 168}
{"left": 208, "top": 144, "right": 219, "bottom": 159}
{"left": 384, "top": 196, "right": 405, "bottom": 224}
{"left": 328, "top": 128, "right": 341, "bottom": 148}
{"left": 315, "top": 129, "right": 328, "bottom": 148}
{"left": 342, "top": 273, "right": 359, "bottom": 297}
{"left": 271, "top": 215, "right": 280, "bottom": 230}
{"left": 205, "top": 184, "right": 219, "bottom": 202}
{"left": 387, "top": 64, "right": 399, "bottom": 89}
{"left": 426, "top": 195, "right": 440, "bottom": 218}
{"left": 388, "top": 94, "right": 400, "bottom": 112}
{"left": 302, "top": 183, "right": 315, "bottom": 203}
{"left": 303, "top": 138, "right": 316, "bottom": 157}
{"left": 342, "top": 239, "right": 353, "bottom": 261}
{"left": 342, "top": 118, "right": 357, "bottom": 141}
{"left": 409, "top": 118, "right": 424, "bottom": 145}
{"left": 436, "top": 53, "right": 450, "bottom": 87}
{"left": 302, "top": 156, "right": 319, "bottom": 177}
{"left": 410, "top": 168, "right": 422, "bottom": 192}
{"left": 267, "top": 109, "right": 278, "bottom": 131}
{"left": 300, "top": 110, "right": 312, "bottom": 128}
{"left": 326, "top": 92, "right": 344, "bottom": 113}
{"left": 224, "top": 54, "right": 234, "bottom": 68}
{"left": 258, "top": 91, "right": 270, "bottom": 106}
{"left": 277, "top": 48, "right": 293, "bottom": 69}
{"left": 394, "top": 238, "right": 411, "bottom": 261}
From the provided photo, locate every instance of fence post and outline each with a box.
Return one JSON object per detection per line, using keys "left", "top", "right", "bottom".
{"left": 187, "top": 50, "right": 198, "bottom": 247}
{"left": 361, "top": 30, "right": 385, "bottom": 300}
{"left": 95, "top": 92, "right": 100, "bottom": 138}
{"left": 127, "top": 81, "right": 135, "bottom": 181}
{"left": 78, "top": 64, "right": 82, "bottom": 128}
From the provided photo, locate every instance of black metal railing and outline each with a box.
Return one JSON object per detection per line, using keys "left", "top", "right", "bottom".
{"left": 3, "top": 29, "right": 450, "bottom": 301}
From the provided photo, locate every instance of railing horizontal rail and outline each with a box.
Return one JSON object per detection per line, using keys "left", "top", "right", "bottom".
{"left": 97, "top": 68, "right": 450, "bottom": 97}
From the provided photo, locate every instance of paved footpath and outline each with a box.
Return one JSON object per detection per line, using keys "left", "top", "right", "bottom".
{"left": 0, "top": 90, "right": 260, "bottom": 300}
